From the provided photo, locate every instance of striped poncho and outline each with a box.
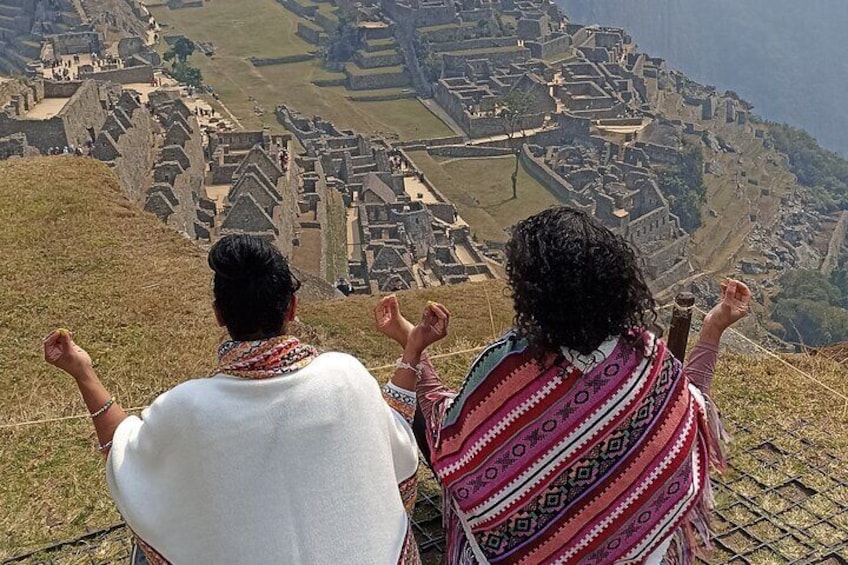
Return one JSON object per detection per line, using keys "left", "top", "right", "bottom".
{"left": 417, "top": 329, "right": 726, "bottom": 564}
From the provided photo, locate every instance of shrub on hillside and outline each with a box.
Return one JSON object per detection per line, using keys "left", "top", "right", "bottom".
{"left": 768, "top": 123, "right": 848, "bottom": 209}
{"left": 657, "top": 144, "right": 706, "bottom": 232}
{"left": 770, "top": 269, "right": 848, "bottom": 346}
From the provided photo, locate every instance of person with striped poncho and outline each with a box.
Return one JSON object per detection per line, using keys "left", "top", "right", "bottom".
{"left": 376, "top": 207, "right": 751, "bottom": 565}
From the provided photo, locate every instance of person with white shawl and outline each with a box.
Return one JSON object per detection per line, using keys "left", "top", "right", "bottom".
{"left": 43, "top": 234, "right": 450, "bottom": 564}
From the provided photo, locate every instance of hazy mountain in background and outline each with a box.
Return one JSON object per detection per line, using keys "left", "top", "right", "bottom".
{"left": 558, "top": 0, "right": 848, "bottom": 156}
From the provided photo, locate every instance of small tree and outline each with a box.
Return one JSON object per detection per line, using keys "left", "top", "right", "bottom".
{"left": 323, "top": 18, "right": 363, "bottom": 63}
{"left": 164, "top": 37, "right": 196, "bottom": 63}
{"left": 171, "top": 62, "right": 203, "bottom": 88}
{"left": 498, "top": 89, "right": 534, "bottom": 199}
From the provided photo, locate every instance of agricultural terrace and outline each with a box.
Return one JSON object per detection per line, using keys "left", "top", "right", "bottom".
{"left": 149, "top": 0, "right": 453, "bottom": 139}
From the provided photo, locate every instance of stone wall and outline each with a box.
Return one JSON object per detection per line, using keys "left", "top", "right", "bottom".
{"left": 627, "top": 205, "right": 674, "bottom": 247}
{"left": 43, "top": 81, "right": 80, "bottom": 98}
{"left": 249, "top": 54, "right": 315, "bottom": 66}
{"left": 525, "top": 33, "right": 571, "bottom": 60}
{"left": 353, "top": 49, "right": 404, "bottom": 69}
{"left": 345, "top": 68, "right": 410, "bottom": 90}
{"left": 426, "top": 145, "right": 513, "bottom": 158}
{"left": 313, "top": 11, "right": 338, "bottom": 33}
{"left": 387, "top": 1, "right": 456, "bottom": 28}
{"left": 519, "top": 145, "right": 593, "bottom": 209}
{"left": 0, "top": 133, "right": 37, "bottom": 158}
{"left": 296, "top": 21, "right": 325, "bottom": 45}
{"left": 98, "top": 103, "right": 155, "bottom": 203}
{"left": 464, "top": 109, "right": 545, "bottom": 140}
{"left": 0, "top": 80, "right": 106, "bottom": 152}
{"left": 416, "top": 22, "right": 477, "bottom": 43}
{"left": 145, "top": 104, "right": 208, "bottom": 239}
{"left": 648, "top": 255, "right": 690, "bottom": 293}
{"left": 442, "top": 47, "right": 530, "bottom": 74}
{"left": 50, "top": 32, "right": 102, "bottom": 55}
{"left": 82, "top": 65, "right": 155, "bottom": 85}
{"left": 58, "top": 80, "right": 108, "bottom": 149}
{"left": 277, "top": 0, "right": 318, "bottom": 18}
{"left": 430, "top": 37, "right": 517, "bottom": 53}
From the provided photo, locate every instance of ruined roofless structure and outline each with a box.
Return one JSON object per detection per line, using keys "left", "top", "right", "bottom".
{"left": 277, "top": 104, "right": 496, "bottom": 294}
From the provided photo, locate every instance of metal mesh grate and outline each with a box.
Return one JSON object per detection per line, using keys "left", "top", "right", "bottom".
{"left": 4, "top": 420, "right": 847, "bottom": 564}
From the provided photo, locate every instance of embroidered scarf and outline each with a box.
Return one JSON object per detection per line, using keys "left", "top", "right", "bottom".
{"left": 428, "top": 329, "right": 726, "bottom": 565}
{"left": 216, "top": 335, "right": 319, "bottom": 379}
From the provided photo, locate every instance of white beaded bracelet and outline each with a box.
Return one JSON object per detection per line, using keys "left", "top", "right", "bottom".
{"left": 90, "top": 397, "right": 115, "bottom": 419}
{"left": 97, "top": 440, "right": 113, "bottom": 453}
{"left": 394, "top": 358, "right": 423, "bottom": 378}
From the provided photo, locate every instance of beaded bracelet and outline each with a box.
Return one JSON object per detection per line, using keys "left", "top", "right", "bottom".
{"left": 90, "top": 397, "right": 115, "bottom": 419}
{"left": 97, "top": 440, "right": 113, "bottom": 453}
{"left": 394, "top": 358, "right": 423, "bottom": 378}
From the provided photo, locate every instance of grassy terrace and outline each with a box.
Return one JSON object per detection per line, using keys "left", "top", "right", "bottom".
{"left": 406, "top": 152, "right": 559, "bottom": 242}
{"left": 445, "top": 45, "right": 525, "bottom": 56}
{"left": 417, "top": 22, "right": 474, "bottom": 33}
{"left": 149, "top": 0, "right": 452, "bottom": 139}
{"left": 345, "top": 63, "right": 406, "bottom": 76}
{"left": 366, "top": 38, "right": 396, "bottom": 49}
{"left": 1, "top": 159, "right": 848, "bottom": 562}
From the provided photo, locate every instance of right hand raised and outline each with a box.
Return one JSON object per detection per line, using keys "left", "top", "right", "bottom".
{"left": 705, "top": 279, "right": 751, "bottom": 332}
{"left": 43, "top": 329, "right": 93, "bottom": 378}
{"left": 406, "top": 302, "right": 451, "bottom": 355}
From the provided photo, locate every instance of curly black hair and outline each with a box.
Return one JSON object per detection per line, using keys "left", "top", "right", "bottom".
{"left": 505, "top": 207, "right": 657, "bottom": 357}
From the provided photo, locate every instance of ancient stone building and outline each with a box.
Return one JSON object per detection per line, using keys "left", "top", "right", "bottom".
{"left": 277, "top": 104, "right": 495, "bottom": 294}
{"left": 216, "top": 144, "right": 299, "bottom": 256}
{"left": 0, "top": 79, "right": 106, "bottom": 152}
{"left": 142, "top": 93, "right": 214, "bottom": 240}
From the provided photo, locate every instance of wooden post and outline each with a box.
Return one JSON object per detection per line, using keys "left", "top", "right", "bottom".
{"left": 667, "top": 292, "right": 695, "bottom": 362}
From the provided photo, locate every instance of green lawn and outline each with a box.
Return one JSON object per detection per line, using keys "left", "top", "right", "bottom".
{"left": 406, "top": 152, "right": 561, "bottom": 242}
{"left": 150, "top": 0, "right": 452, "bottom": 139}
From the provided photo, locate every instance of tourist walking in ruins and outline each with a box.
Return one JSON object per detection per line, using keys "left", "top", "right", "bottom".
{"left": 376, "top": 207, "right": 751, "bottom": 564}
{"left": 43, "top": 234, "right": 443, "bottom": 564}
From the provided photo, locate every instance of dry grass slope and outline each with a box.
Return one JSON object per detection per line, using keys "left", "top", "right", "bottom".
{"left": 2, "top": 158, "right": 847, "bottom": 561}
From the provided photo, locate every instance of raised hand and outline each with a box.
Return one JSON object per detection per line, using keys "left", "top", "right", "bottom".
{"left": 407, "top": 302, "right": 451, "bottom": 355}
{"left": 43, "top": 329, "right": 93, "bottom": 378}
{"left": 705, "top": 279, "right": 752, "bottom": 332}
{"left": 374, "top": 294, "right": 414, "bottom": 348}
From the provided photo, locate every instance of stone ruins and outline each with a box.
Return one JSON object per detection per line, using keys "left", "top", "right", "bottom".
{"left": 278, "top": 105, "right": 496, "bottom": 293}
{"left": 0, "top": 0, "right": 813, "bottom": 296}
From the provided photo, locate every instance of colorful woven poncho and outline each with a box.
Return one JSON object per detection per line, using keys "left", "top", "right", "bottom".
{"left": 419, "top": 329, "right": 726, "bottom": 564}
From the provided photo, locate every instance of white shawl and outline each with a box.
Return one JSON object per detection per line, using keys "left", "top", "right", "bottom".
{"left": 106, "top": 352, "right": 418, "bottom": 564}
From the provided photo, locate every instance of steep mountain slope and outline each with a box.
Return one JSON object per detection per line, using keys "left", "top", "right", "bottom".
{"left": 558, "top": 0, "right": 848, "bottom": 156}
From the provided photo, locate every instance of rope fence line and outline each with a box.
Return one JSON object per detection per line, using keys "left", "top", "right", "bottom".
{"left": 0, "top": 346, "right": 490, "bottom": 431}
{"left": 4, "top": 301, "right": 848, "bottom": 429}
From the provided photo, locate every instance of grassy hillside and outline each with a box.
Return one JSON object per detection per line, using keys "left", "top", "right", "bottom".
{"left": 2, "top": 158, "right": 847, "bottom": 560}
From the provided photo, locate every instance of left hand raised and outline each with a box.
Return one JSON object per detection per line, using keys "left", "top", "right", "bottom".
{"left": 374, "top": 294, "right": 414, "bottom": 348}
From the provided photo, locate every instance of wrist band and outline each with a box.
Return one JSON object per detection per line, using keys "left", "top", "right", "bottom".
{"left": 91, "top": 397, "right": 115, "bottom": 419}
{"left": 395, "top": 358, "right": 423, "bottom": 378}
{"left": 97, "top": 440, "right": 113, "bottom": 453}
